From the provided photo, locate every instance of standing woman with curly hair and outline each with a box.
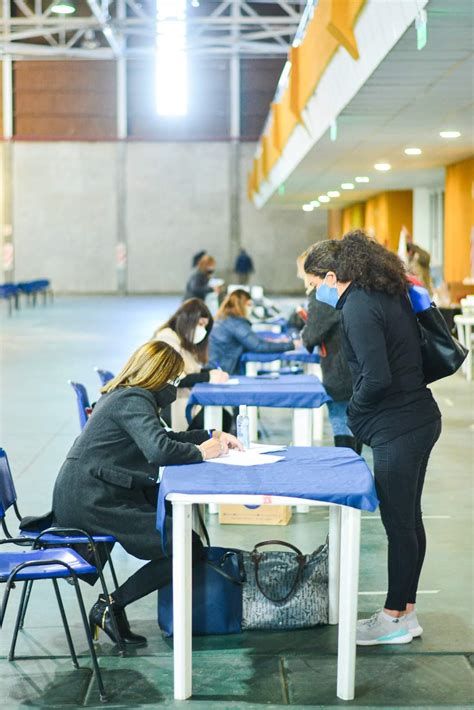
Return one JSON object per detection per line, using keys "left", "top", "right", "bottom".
{"left": 304, "top": 230, "right": 441, "bottom": 646}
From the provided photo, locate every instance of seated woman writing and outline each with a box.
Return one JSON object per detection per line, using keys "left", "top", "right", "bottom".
{"left": 51, "top": 340, "right": 242, "bottom": 647}
{"left": 209, "top": 289, "right": 298, "bottom": 375}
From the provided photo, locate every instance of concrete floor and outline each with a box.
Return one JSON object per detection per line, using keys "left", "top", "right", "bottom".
{"left": 0, "top": 295, "right": 473, "bottom": 709}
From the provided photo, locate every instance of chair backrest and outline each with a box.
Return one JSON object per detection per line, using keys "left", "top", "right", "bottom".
{"left": 94, "top": 367, "right": 115, "bottom": 386}
{"left": 0, "top": 448, "right": 17, "bottom": 518}
{"left": 68, "top": 380, "right": 91, "bottom": 430}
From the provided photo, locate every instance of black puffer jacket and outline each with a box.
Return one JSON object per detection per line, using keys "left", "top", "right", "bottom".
{"left": 301, "top": 291, "right": 353, "bottom": 402}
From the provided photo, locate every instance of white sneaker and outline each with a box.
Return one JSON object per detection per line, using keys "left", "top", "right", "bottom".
{"left": 356, "top": 610, "right": 413, "bottom": 646}
{"left": 403, "top": 610, "right": 423, "bottom": 638}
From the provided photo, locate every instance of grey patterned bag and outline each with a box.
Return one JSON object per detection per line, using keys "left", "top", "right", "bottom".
{"left": 242, "top": 539, "right": 328, "bottom": 630}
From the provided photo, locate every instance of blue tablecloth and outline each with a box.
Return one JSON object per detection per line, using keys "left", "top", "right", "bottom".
{"left": 186, "top": 375, "right": 331, "bottom": 423}
{"left": 240, "top": 347, "right": 320, "bottom": 365}
{"left": 157, "top": 447, "right": 378, "bottom": 550}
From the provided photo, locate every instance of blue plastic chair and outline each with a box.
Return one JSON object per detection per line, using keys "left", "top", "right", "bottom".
{"left": 94, "top": 367, "right": 115, "bottom": 386}
{"left": 0, "top": 447, "right": 122, "bottom": 649}
{"left": 68, "top": 380, "right": 91, "bottom": 430}
{"left": 0, "top": 535, "right": 107, "bottom": 702}
{"left": 0, "top": 283, "right": 20, "bottom": 315}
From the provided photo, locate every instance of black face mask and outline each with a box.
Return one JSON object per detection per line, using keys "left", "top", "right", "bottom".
{"left": 153, "top": 384, "right": 178, "bottom": 410}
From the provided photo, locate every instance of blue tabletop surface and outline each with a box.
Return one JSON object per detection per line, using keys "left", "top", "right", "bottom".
{"left": 240, "top": 348, "right": 320, "bottom": 364}
{"left": 186, "top": 375, "right": 331, "bottom": 423}
{"left": 157, "top": 447, "right": 378, "bottom": 550}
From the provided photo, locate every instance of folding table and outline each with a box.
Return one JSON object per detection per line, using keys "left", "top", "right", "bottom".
{"left": 156, "top": 446, "right": 378, "bottom": 702}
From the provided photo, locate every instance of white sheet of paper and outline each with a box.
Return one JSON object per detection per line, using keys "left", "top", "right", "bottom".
{"left": 221, "top": 378, "right": 240, "bottom": 385}
{"left": 249, "top": 443, "right": 287, "bottom": 454}
{"left": 207, "top": 450, "right": 284, "bottom": 466}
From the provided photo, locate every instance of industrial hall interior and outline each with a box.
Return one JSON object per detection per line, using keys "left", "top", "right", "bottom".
{"left": 0, "top": 0, "right": 473, "bottom": 708}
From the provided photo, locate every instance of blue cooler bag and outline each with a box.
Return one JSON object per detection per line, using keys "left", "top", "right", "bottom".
{"left": 158, "top": 546, "right": 245, "bottom": 636}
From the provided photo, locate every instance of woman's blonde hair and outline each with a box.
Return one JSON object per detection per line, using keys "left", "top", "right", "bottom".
{"left": 296, "top": 248, "right": 314, "bottom": 294}
{"left": 101, "top": 341, "right": 184, "bottom": 394}
{"left": 216, "top": 288, "right": 251, "bottom": 320}
{"left": 197, "top": 254, "right": 216, "bottom": 273}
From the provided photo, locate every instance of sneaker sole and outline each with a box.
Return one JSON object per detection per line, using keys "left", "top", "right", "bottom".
{"left": 409, "top": 625, "right": 423, "bottom": 638}
{"left": 357, "top": 632, "right": 413, "bottom": 646}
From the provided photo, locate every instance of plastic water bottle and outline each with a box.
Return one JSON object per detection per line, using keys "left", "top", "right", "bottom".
{"left": 236, "top": 405, "right": 250, "bottom": 449}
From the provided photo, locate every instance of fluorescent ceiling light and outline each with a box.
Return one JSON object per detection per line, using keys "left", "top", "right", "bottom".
{"left": 404, "top": 148, "right": 422, "bottom": 155}
{"left": 302, "top": 204, "right": 314, "bottom": 212}
{"left": 327, "top": 191, "right": 340, "bottom": 197}
{"left": 355, "top": 176, "right": 369, "bottom": 183}
{"left": 439, "top": 130, "right": 460, "bottom": 139}
{"left": 374, "top": 163, "right": 391, "bottom": 171}
{"left": 51, "top": 0, "right": 75, "bottom": 14}
{"left": 341, "top": 183, "right": 355, "bottom": 190}
{"left": 310, "top": 200, "right": 320, "bottom": 207}
{"left": 318, "top": 195, "right": 330, "bottom": 203}
{"left": 156, "top": 0, "right": 188, "bottom": 116}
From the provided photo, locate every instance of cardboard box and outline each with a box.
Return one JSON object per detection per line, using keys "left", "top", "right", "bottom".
{"left": 218, "top": 504, "right": 292, "bottom": 526}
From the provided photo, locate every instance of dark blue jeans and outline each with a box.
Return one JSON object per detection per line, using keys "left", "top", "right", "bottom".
{"left": 372, "top": 418, "right": 441, "bottom": 611}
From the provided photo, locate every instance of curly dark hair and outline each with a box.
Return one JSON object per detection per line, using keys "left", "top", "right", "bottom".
{"left": 304, "top": 230, "right": 407, "bottom": 296}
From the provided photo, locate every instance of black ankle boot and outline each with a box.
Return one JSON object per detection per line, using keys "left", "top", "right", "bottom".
{"left": 334, "top": 435, "right": 358, "bottom": 451}
{"left": 89, "top": 596, "right": 147, "bottom": 647}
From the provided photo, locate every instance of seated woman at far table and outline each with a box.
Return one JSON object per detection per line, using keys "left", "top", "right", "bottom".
{"left": 209, "top": 289, "right": 298, "bottom": 375}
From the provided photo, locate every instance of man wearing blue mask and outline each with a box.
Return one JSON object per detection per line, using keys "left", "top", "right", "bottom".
{"left": 296, "top": 251, "right": 357, "bottom": 452}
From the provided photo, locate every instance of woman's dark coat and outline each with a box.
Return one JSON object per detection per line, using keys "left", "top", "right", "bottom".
{"left": 184, "top": 269, "right": 213, "bottom": 301}
{"left": 301, "top": 290, "right": 353, "bottom": 402}
{"left": 51, "top": 387, "right": 208, "bottom": 560}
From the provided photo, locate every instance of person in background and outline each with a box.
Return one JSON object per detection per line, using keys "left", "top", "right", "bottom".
{"left": 234, "top": 248, "right": 254, "bottom": 285}
{"left": 209, "top": 288, "right": 298, "bottom": 375}
{"left": 153, "top": 298, "right": 231, "bottom": 431}
{"left": 304, "top": 230, "right": 441, "bottom": 647}
{"left": 184, "top": 254, "right": 220, "bottom": 301}
{"left": 51, "top": 341, "right": 243, "bottom": 648}
{"left": 191, "top": 249, "right": 207, "bottom": 268}
{"left": 407, "top": 242, "right": 433, "bottom": 294}
{"left": 296, "top": 251, "right": 357, "bottom": 452}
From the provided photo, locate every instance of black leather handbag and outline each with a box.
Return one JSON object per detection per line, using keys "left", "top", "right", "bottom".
{"left": 416, "top": 303, "right": 468, "bottom": 383}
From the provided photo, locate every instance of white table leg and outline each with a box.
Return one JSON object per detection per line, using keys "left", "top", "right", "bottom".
{"left": 248, "top": 406, "right": 258, "bottom": 442}
{"left": 306, "top": 362, "right": 325, "bottom": 441}
{"left": 245, "top": 362, "right": 259, "bottom": 377}
{"left": 292, "top": 409, "right": 312, "bottom": 513}
{"left": 204, "top": 407, "right": 223, "bottom": 514}
{"left": 173, "top": 502, "right": 193, "bottom": 700}
{"left": 337, "top": 506, "right": 361, "bottom": 701}
{"left": 328, "top": 506, "right": 341, "bottom": 625}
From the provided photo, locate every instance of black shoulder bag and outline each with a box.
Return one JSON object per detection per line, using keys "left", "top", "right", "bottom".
{"left": 414, "top": 301, "right": 468, "bottom": 383}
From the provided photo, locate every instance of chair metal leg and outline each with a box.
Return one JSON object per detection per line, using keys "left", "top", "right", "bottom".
{"left": 103, "top": 545, "right": 119, "bottom": 590}
{"left": 71, "top": 575, "right": 108, "bottom": 703}
{"left": 52, "top": 579, "right": 79, "bottom": 669}
{"left": 19, "top": 579, "right": 33, "bottom": 629}
{"left": 8, "top": 581, "right": 29, "bottom": 661}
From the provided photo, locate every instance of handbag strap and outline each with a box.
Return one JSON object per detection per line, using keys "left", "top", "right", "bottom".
{"left": 205, "top": 551, "right": 245, "bottom": 586}
{"left": 251, "top": 540, "right": 306, "bottom": 604}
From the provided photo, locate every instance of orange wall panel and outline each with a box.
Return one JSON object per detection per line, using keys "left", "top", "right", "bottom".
{"left": 364, "top": 191, "right": 412, "bottom": 251}
{"left": 444, "top": 156, "right": 474, "bottom": 282}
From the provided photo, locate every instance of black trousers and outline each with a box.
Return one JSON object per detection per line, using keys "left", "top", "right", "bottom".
{"left": 111, "top": 532, "right": 203, "bottom": 608}
{"left": 372, "top": 418, "right": 441, "bottom": 612}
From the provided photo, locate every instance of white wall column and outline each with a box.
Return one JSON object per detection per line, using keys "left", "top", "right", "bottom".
{"left": 1, "top": 0, "right": 14, "bottom": 283}
{"left": 229, "top": 0, "right": 241, "bottom": 263}
{"left": 116, "top": 0, "right": 127, "bottom": 293}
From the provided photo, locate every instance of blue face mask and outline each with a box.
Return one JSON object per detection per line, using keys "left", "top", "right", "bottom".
{"left": 315, "top": 278, "right": 339, "bottom": 308}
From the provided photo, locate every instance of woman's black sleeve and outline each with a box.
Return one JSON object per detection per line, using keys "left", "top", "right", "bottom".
{"left": 179, "top": 370, "right": 211, "bottom": 388}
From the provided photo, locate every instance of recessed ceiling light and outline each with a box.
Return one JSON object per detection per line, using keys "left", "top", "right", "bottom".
{"left": 404, "top": 147, "right": 422, "bottom": 155}
{"left": 318, "top": 195, "right": 330, "bottom": 203}
{"left": 440, "top": 130, "right": 461, "bottom": 139}
{"left": 302, "top": 204, "right": 314, "bottom": 212}
{"left": 341, "top": 183, "right": 355, "bottom": 190}
{"left": 374, "top": 163, "right": 391, "bottom": 171}
{"left": 355, "top": 176, "right": 370, "bottom": 183}
{"left": 310, "top": 200, "right": 320, "bottom": 207}
{"left": 327, "top": 191, "right": 340, "bottom": 197}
